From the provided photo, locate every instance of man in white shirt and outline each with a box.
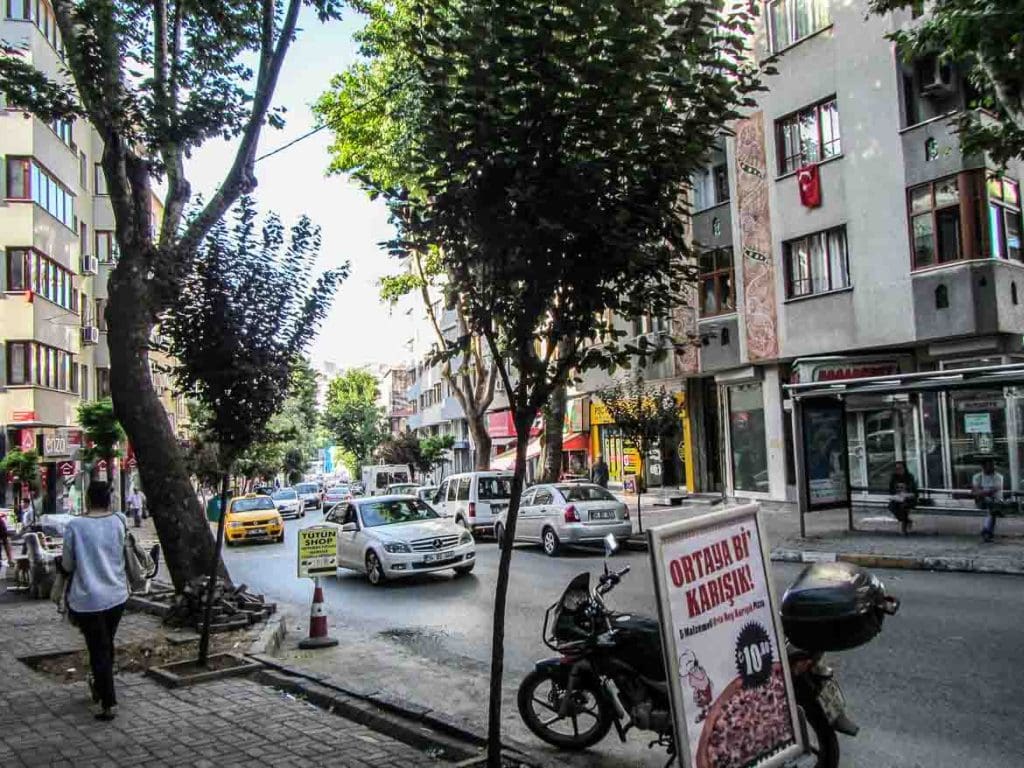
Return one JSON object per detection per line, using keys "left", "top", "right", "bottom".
{"left": 972, "top": 457, "right": 1004, "bottom": 543}
{"left": 127, "top": 488, "right": 142, "bottom": 528}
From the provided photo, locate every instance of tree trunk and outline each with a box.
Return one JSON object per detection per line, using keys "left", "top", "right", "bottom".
{"left": 468, "top": 409, "right": 493, "bottom": 470}
{"left": 539, "top": 384, "right": 567, "bottom": 483}
{"left": 106, "top": 266, "right": 220, "bottom": 591}
{"left": 487, "top": 408, "right": 537, "bottom": 767}
{"left": 198, "top": 473, "right": 230, "bottom": 666}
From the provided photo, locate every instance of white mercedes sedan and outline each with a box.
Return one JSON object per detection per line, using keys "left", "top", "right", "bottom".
{"left": 319, "top": 495, "right": 476, "bottom": 585}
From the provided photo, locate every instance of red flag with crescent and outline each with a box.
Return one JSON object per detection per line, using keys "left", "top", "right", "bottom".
{"left": 797, "top": 164, "right": 821, "bottom": 208}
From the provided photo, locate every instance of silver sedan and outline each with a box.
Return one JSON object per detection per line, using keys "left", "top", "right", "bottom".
{"left": 494, "top": 482, "right": 631, "bottom": 556}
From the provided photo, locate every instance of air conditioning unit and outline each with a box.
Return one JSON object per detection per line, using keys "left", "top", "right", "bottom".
{"left": 81, "top": 254, "right": 99, "bottom": 275}
{"left": 81, "top": 325, "right": 100, "bottom": 344}
{"left": 920, "top": 58, "right": 955, "bottom": 98}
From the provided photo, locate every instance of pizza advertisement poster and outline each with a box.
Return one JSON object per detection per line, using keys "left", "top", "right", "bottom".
{"left": 648, "top": 503, "right": 804, "bottom": 768}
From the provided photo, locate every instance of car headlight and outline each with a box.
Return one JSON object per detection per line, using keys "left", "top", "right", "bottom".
{"left": 459, "top": 531, "right": 473, "bottom": 545}
{"left": 383, "top": 542, "right": 411, "bottom": 554}
{"left": 228, "top": 521, "right": 243, "bottom": 528}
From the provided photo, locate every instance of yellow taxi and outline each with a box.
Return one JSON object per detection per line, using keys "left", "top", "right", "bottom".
{"left": 224, "top": 493, "right": 285, "bottom": 546}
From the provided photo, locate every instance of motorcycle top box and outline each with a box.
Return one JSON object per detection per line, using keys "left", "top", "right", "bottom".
{"left": 781, "top": 561, "right": 893, "bottom": 652}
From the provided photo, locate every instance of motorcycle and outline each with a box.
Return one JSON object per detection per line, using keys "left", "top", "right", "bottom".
{"left": 517, "top": 535, "right": 899, "bottom": 767}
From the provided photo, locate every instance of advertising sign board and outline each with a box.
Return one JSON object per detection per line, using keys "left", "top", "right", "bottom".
{"left": 648, "top": 504, "right": 803, "bottom": 768}
{"left": 297, "top": 526, "right": 338, "bottom": 578}
{"left": 801, "top": 399, "right": 849, "bottom": 509}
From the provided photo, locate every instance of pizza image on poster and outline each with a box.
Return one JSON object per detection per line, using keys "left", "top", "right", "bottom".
{"left": 649, "top": 504, "right": 803, "bottom": 768}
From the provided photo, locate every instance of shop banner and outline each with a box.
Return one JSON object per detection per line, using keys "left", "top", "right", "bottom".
{"left": 297, "top": 526, "right": 338, "bottom": 578}
{"left": 801, "top": 399, "right": 850, "bottom": 508}
{"left": 648, "top": 504, "right": 803, "bottom": 768}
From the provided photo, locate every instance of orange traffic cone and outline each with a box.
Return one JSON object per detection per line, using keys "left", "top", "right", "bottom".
{"left": 298, "top": 577, "right": 338, "bottom": 649}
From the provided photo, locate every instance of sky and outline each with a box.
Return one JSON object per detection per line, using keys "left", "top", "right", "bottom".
{"left": 183, "top": 8, "right": 413, "bottom": 373}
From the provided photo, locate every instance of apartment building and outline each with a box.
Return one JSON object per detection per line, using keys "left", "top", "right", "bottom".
{"left": 678, "top": 0, "right": 1024, "bottom": 501}
{"left": 1, "top": 4, "right": 188, "bottom": 512}
{"left": 379, "top": 364, "right": 415, "bottom": 435}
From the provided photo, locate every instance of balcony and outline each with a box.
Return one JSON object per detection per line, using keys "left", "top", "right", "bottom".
{"left": 901, "top": 111, "right": 992, "bottom": 188}
{"left": 912, "top": 260, "right": 1024, "bottom": 341}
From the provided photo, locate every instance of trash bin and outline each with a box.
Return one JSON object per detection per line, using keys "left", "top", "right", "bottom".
{"left": 205, "top": 496, "right": 223, "bottom": 522}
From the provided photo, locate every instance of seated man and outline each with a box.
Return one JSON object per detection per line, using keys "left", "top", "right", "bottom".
{"left": 888, "top": 461, "right": 918, "bottom": 535}
{"left": 973, "top": 457, "right": 1005, "bottom": 543}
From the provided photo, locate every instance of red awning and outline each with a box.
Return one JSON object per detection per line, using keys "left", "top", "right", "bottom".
{"left": 490, "top": 437, "right": 542, "bottom": 471}
{"left": 562, "top": 432, "right": 589, "bottom": 452}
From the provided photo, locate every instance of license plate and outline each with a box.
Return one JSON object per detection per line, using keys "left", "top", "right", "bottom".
{"left": 246, "top": 529, "right": 268, "bottom": 538}
{"left": 590, "top": 510, "right": 615, "bottom": 520}
{"left": 424, "top": 550, "right": 455, "bottom": 563}
{"left": 817, "top": 677, "right": 846, "bottom": 722}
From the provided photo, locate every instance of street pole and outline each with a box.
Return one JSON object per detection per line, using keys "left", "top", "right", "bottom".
{"left": 198, "top": 472, "right": 230, "bottom": 666}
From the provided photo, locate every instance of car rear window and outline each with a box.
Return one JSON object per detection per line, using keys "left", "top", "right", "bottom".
{"left": 557, "top": 485, "right": 617, "bottom": 502}
{"left": 232, "top": 497, "right": 275, "bottom": 512}
{"left": 295, "top": 484, "right": 317, "bottom": 494}
{"left": 272, "top": 490, "right": 297, "bottom": 500}
{"left": 478, "top": 477, "right": 511, "bottom": 500}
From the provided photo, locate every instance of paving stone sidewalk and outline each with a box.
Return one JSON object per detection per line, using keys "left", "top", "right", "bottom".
{"left": 0, "top": 587, "right": 444, "bottom": 767}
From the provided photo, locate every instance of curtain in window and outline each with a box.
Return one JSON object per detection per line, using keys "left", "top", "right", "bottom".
{"left": 828, "top": 228, "right": 849, "bottom": 288}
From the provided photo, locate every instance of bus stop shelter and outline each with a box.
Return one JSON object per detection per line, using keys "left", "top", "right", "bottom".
{"left": 785, "top": 363, "right": 1024, "bottom": 537}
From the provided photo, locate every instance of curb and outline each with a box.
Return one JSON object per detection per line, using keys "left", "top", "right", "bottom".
{"left": 250, "top": 612, "right": 288, "bottom": 656}
{"left": 770, "top": 549, "right": 1024, "bottom": 576}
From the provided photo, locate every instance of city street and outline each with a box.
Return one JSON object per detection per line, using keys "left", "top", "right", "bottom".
{"left": 225, "top": 515, "right": 1024, "bottom": 768}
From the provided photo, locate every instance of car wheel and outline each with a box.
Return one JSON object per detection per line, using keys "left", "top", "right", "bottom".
{"left": 454, "top": 562, "right": 475, "bottom": 576}
{"left": 301, "top": 510, "right": 306, "bottom": 518}
{"left": 542, "top": 528, "right": 560, "bottom": 557}
{"left": 365, "top": 551, "right": 386, "bottom": 586}
{"left": 225, "top": 539, "right": 237, "bottom": 548}
{"left": 494, "top": 523, "right": 506, "bottom": 549}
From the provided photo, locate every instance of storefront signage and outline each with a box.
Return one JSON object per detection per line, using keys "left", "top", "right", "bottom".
{"left": 801, "top": 399, "right": 849, "bottom": 510}
{"left": 648, "top": 504, "right": 803, "bottom": 768}
{"left": 58, "top": 461, "right": 77, "bottom": 478}
{"left": 19, "top": 430, "right": 35, "bottom": 452}
{"left": 297, "top": 526, "right": 338, "bottom": 578}
{"left": 43, "top": 433, "right": 70, "bottom": 457}
{"left": 564, "top": 396, "right": 590, "bottom": 433}
{"left": 964, "top": 413, "right": 993, "bottom": 434}
{"left": 11, "top": 411, "right": 37, "bottom": 423}
{"left": 790, "top": 357, "right": 907, "bottom": 384}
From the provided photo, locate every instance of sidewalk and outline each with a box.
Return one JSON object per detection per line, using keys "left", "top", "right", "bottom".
{"left": 0, "top": 586, "right": 445, "bottom": 767}
{"left": 617, "top": 491, "right": 1024, "bottom": 575}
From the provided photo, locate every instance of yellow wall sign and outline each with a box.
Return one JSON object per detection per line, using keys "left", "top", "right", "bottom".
{"left": 297, "top": 526, "right": 338, "bottom": 578}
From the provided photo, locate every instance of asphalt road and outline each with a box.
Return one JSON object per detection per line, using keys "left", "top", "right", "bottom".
{"left": 225, "top": 514, "right": 1024, "bottom": 768}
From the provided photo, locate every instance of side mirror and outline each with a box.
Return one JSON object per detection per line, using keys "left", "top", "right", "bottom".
{"left": 604, "top": 533, "right": 619, "bottom": 557}
{"left": 341, "top": 522, "right": 358, "bottom": 533}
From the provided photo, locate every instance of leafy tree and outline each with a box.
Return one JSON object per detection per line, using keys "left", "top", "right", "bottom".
{"left": 378, "top": 430, "right": 423, "bottom": 477}
{"left": 597, "top": 376, "right": 684, "bottom": 532}
{"left": 419, "top": 434, "right": 455, "bottom": 479}
{"left": 318, "top": 4, "right": 498, "bottom": 468}
{"left": 0, "top": 450, "right": 41, "bottom": 504}
{"left": 283, "top": 447, "right": 306, "bottom": 485}
{"left": 349, "top": 1, "right": 765, "bottom": 761}
{"left": 78, "top": 398, "right": 126, "bottom": 476}
{"left": 0, "top": 0, "right": 341, "bottom": 591}
{"left": 162, "top": 198, "right": 342, "bottom": 662}
{"left": 870, "top": 0, "right": 1024, "bottom": 164}
{"left": 324, "top": 369, "right": 388, "bottom": 467}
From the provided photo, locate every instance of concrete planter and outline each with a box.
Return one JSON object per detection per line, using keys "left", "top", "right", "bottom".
{"left": 146, "top": 652, "right": 262, "bottom": 688}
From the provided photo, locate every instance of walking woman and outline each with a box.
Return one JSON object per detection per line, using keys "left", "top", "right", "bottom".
{"left": 61, "top": 481, "right": 128, "bottom": 721}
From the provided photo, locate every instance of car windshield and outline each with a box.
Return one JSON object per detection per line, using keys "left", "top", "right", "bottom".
{"left": 327, "top": 488, "right": 347, "bottom": 497}
{"left": 359, "top": 499, "right": 439, "bottom": 527}
{"left": 478, "top": 477, "right": 512, "bottom": 500}
{"left": 295, "top": 484, "right": 317, "bottom": 494}
{"left": 272, "top": 490, "right": 297, "bottom": 500}
{"left": 556, "top": 485, "right": 617, "bottom": 502}
{"left": 232, "top": 497, "right": 275, "bottom": 513}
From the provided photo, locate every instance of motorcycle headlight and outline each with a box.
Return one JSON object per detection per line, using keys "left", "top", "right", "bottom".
{"left": 383, "top": 542, "right": 411, "bottom": 554}
{"left": 459, "top": 531, "right": 473, "bottom": 545}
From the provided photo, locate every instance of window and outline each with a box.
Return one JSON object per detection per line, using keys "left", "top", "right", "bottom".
{"left": 94, "top": 163, "right": 108, "bottom": 195}
{"left": 784, "top": 226, "right": 850, "bottom": 298}
{"left": 95, "top": 298, "right": 107, "bottom": 331}
{"left": 96, "top": 230, "right": 117, "bottom": 262}
{"left": 776, "top": 98, "right": 841, "bottom": 175}
{"left": 909, "top": 176, "right": 964, "bottom": 268}
{"left": 81, "top": 363, "right": 90, "bottom": 400}
{"left": 713, "top": 164, "right": 729, "bottom": 204}
{"left": 49, "top": 117, "right": 73, "bottom": 148}
{"left": 5, "top": 0, "right": 62, "bottom": 51}
{"left": 4, "top": 341, "right": 75, "bottom": 391}
{"left": 4, "top": 157, "right": 76, "bottom": 229}
{"left": 728, "top": 382, "right": 768, "bottom": 493}
{"left": 935, "top": 284, "right": 949, "bottom": 309}
{"left": 5, "top": 248, "right": 76, "bottom": 310}
{"left": 79, "top": 151, "right": 88, "bottom": 190}
{"left": 691, "top": 162, "right": 730, "bottom": 211}
{"left": 698, "top": 247, "right": 735, "bottom": 317}
{"left": 457, "top": 476, "right": 471, "bottom": 501}
{"left": 534, "top": 489, "right": 553, "bottom": 505}
{"left": 633, "top": 311, "right": 668, "bottom": 337}
{"left": 988, "top": 176, "right": 1022, "bottom": 261}
{"left": 768, "top": 0, "right": 830, "bottom": 52}
{"left": 80, "top": 222, "right": 88, "bottom": 257}
{"left": 96, "top": 367, "right": 111, "bottom": 399}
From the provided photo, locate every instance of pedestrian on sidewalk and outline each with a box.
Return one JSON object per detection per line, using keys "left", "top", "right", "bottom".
{"left": 887, "top": 461, "right": 918, "bottom": 535}
{"left": 973, "top": 457, "right": 1005, "bottom": 543}
{"left": 61, "top": 481, "right": 129, "bottom": 722}
{"left": 591, "top": 454, "right": 610, "bottom": 489}
{"left": 0, "top": 514, "right": 14, "bottom": 571}
{"left": 126, "top": 487, "right": 142, "bottom": 528}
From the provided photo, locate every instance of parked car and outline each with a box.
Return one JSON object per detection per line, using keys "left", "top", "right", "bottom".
{"left": 319, "top": 495, "right": 476, "bottom": 585}
{"left": 271, "top": 488, "right": 304, "bottom": 519}
{"left": 350, "top": 482, "right": 365, "bottom": 496}
{"left": 224, "top": 494, "right": 284, "bottom": 546}
{"left": 494, "top": 482, "right": 631, "bottom": 556}
{"left": 432, "top": 471, "right": 513, "bottom": 534}
{"left": 323, "top": 485, "right": 353, "bottom": 511}
{"left": 416, "top": 486, "right": 439, "bottom": 508}
{"left": 293, "top": 482, "right": 322, "bottom": 512}
{"left": 386, "top": 482, "right": 420, "bottom": 496}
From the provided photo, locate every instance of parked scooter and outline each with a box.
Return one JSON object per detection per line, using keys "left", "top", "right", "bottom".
{"left": 517, "top": 535, "right": 899, "bottom": 767}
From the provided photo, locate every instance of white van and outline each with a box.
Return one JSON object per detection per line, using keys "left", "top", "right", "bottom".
{"left": 361, "top": 465, "right": 412, "bottom": 496}
{"left": 433, "top": 471, "right": 513, "bottom": 534}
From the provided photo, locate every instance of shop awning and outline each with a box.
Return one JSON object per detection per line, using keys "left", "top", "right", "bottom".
{"left": 562, "top": 432, "right": 589, "bottom": 452}
{"left": 490, "top": 437, "right": 542, "bottom": 471}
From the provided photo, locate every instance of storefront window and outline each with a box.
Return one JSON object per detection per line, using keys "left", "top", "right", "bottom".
{"left": 728, "top": 383, "right": 768, "bottom": 492}
{"left": 920, "top": 392, "right": 945, "bottom": 489}
{"left": 947, "top": 389, "right": 1009, "bottom": 489}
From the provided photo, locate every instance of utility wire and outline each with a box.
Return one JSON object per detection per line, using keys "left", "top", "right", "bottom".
{"left": 255, "top": 74, "right": 416, "bottom": 163}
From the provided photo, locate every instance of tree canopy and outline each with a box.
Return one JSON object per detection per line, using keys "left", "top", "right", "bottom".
{"left": 324, "top": 369, "right": 388, "bottom": 467}
{"left": 78, "top": 399, "right": 126, "bottom": 464}
{"left": 870, "top": 0, "right": 1024, "bottom": 164}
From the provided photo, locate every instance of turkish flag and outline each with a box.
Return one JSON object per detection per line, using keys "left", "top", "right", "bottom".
{"left": 797, "top": 164, "right": 821, "bottom": 208}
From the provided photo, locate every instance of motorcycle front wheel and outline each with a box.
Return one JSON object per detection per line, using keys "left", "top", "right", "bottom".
{"left": 517, "top": 668, "right": 614, "bottom": 750}
{"left": 800, "top": 699, "right": 840, "bottom": 768}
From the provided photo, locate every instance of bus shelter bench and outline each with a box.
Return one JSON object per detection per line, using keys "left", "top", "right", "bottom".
{"left": 849, "top": 487, "right": 1023, "bottom": 519}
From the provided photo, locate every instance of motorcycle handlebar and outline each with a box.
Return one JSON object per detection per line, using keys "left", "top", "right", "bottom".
{"left": 596, "top": 565, "right": 632, "bottom": 595}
